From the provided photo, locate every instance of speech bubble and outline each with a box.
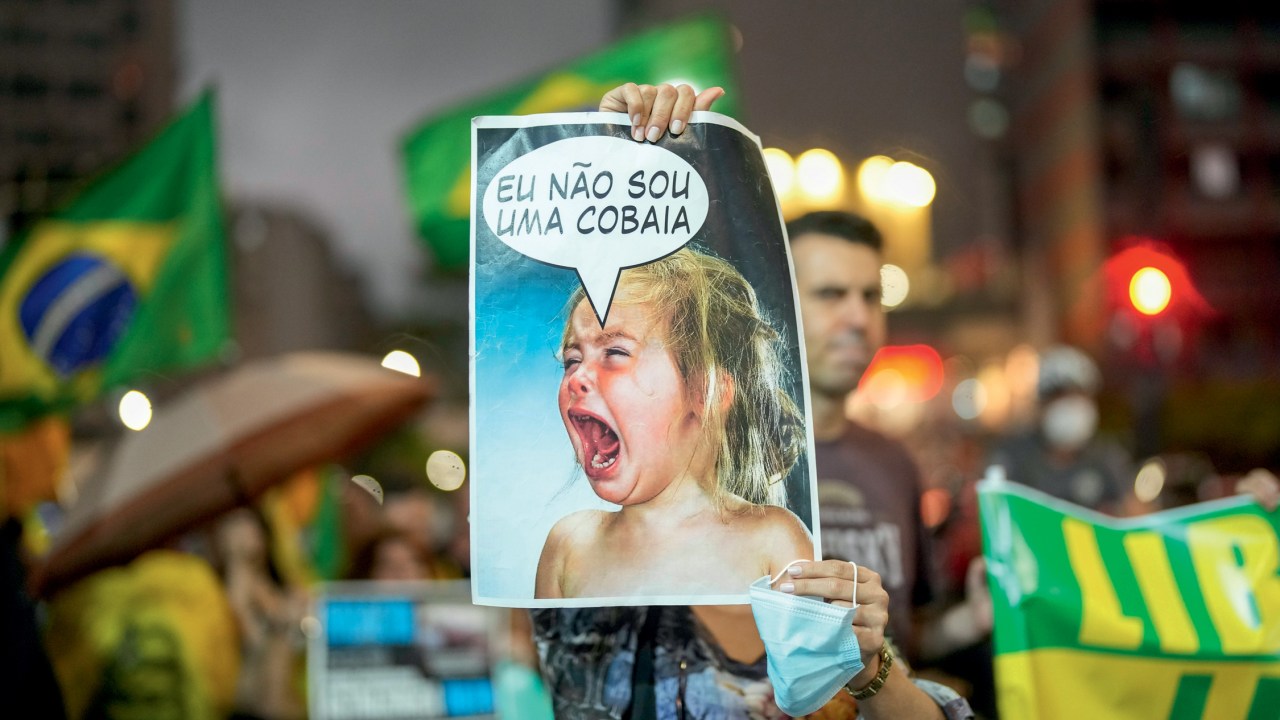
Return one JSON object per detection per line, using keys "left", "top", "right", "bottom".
{"left": 482, "top": 135, "right": 709, "bottom": 326}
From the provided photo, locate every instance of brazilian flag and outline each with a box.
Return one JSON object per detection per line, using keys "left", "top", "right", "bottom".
{"left": 401, "top": 14, "right": 741, "bottom": 272}
{"left": 0, "top": 91, "right": 230, "bottom": 430}
{"left": 980, "top": 479, "right": 1280, "bottom": 719}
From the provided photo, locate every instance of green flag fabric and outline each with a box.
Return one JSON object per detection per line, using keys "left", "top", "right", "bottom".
{"left": 400, "top": 15, "right": 740, "bottom": 271}
{"left": 979, "top": 479, "right": 1280, "bottom": 719}
{"left": 0, "top": 92, "right": 230, "bottom": 430}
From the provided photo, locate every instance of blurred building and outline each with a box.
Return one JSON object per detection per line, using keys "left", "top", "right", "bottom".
{"left": 229, "top": 202, "right": 377, "bottom": 360}
{"left": 0, "top": 0, "right": 175, "bottom": 238}
{"left": 0, "top": 1, "right": 378, "bottom": 361}
{"left": 997, "top": 0, "right": 1280, "bottom": 466}
{"left": 1001, "top": 1, "right": 1280, "bottom": 362}
{"left": 1091, "top": 1, "right": 1280, "bottom": 373}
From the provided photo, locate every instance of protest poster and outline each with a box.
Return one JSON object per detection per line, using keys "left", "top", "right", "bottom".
{"left": 469, "top": 112, "right": 820, "bottom": 607}
{"left": 979, "top": 476, "right": 1280, "bottom": 719}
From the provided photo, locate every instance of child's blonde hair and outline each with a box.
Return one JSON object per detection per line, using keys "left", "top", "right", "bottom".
{"left": 562, "top": 246, "right": 804, "bottom": 508}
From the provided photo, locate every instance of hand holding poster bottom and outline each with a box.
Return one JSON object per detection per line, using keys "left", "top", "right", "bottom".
{"left": 481, "top": 134, "right": 708, "bottom": 325}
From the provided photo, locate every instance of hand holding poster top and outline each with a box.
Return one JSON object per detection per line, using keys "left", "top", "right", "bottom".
{"left": 470, "top": 100, "right": 820, "bottom": 607}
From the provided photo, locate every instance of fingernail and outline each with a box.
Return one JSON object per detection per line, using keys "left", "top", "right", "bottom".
{"left": 632, "top": 126, "right": 644, "bottom": 142}
{"left": 670, "top": 118, "right": 684, "bottom": 135}
{"left": 787, "top": 565, "right": 803, "bottom": 577}
{"left": 631, "top": 113, "right": 641, "bottom": 127}
{"left": 779, "top": 582, "right": 795, "bottom": 593}
{"left": 646, "top": 125, "right": 662, "bottom": 143}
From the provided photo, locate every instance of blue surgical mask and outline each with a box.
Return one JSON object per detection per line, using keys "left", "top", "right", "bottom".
{"left": 748, "top": 561, "right": 863, "bottom": 717}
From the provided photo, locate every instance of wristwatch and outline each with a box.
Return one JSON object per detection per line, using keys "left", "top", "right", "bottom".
{"left": 843, "top": 643, "right": 894, "bottom": 701}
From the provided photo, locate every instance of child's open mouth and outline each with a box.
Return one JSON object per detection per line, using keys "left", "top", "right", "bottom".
{"left": 569, "top": 411, "right": 620, "bottom": 475}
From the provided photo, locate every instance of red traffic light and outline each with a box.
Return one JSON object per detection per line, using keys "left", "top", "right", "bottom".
{"left": 1129, "top": 266, "right": 1172, "bottom": 315}
{"left": 1105, "top": 241, "right": 1211, "bottom": 319}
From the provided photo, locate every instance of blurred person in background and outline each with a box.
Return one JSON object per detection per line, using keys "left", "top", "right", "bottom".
{"left": 214, "top": 508, "right": 307, "bottom": 720}
{"left": 1231, "top": 466, "right": 1280, "bottom": 510}
{"left": 45, "top": 550, "right": 240, "bottom": 720}
{"left": 787, "top": 210, "right": 991, "bottom": 670}
{"left": 988, "top": 345, "right": 1132, "bottom": 513}
{"left": 347, "top": 526, "right": 432, "bottom": 581}
{"left": 381, "top": 475, "right": 463, "bottom": 579}
{"left": 789, "top": 210, "right": 995, "bottom": 715}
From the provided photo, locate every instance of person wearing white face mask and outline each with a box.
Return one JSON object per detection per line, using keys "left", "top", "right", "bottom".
{"left": 524, "top": 83, "right": 974, "bottom": 720}
{"left": 989, "top": 345, "right": 1133, "bottom": 512}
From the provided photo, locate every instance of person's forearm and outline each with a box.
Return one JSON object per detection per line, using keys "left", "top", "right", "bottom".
{"left": 856, "top": 666, "right": 945, "bottom": 720}
{"left": 918, "top": 602, "right": 987, "bottom": 661}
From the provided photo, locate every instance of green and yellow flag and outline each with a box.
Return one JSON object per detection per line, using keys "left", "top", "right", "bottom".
{"left": 0, "top": 92, "right": 230, "bottom": 430}
{"left": 400, "top": 15, "right": 741, "bottom": 271}
{"left": 980, "top": 479, "right": 1280, "bottom": 719}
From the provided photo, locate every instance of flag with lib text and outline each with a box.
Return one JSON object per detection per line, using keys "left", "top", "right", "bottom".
{"left": 0, "top": 91, "right": 230, "bottom": 430}
{"left": 979, "top": 478, "right": 1280, "bottom": 719}
{"left": 401, "top": 15, "right": 740, "bottom": 272}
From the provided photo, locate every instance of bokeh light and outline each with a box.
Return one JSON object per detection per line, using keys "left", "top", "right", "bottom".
{"left": 1134, "top": 459, "right": 1167, "bottom": 503}
{"left": 882, "top": 161, "right": 936, "bottom": 207}
{"left": 118, "top": 390, "right": 152, "bottom": 431}
{"left": 857, "top": 155, "right": 894, "bottom": 201}
{"left": 1130, "top": 266, "right": 1172, "bottom": 315}
{"left": 921, "top": 487, "right": 953, "bottom": 529}
{"left": 381, "top": 349, "right": 421, "bottom": 377}
{"left": 860, "top": 345, "right": 945, "bottom": 407}
{"left": 763, "top": 147, "right": 795, "bottom": 198}
{"left": 968, "top": 98, "right": 1009, "bottom": 139}
{"left": 350, "top": 474, "right": 384, "bottom": 504}
{"left": 795, "top": 148, "right": 844, "bottom": 200}
{"left": 865, "top": 368, "right": 909, "bottom": 409}
{"left": 976, "top": 362, "right": 1012, "bottom": 427}
{"left": 426, "top": 450, "right": 467, "bottom": 491}
{"left": 880, "top": 263, "right": 910, "bottom": 309}
{"left": 952, "top": 378, "right": 987, "bottom": 420}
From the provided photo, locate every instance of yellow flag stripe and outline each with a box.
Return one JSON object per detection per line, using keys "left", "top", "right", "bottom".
{"left": 997, "top": 649, "right": 1280, "bottom": 719}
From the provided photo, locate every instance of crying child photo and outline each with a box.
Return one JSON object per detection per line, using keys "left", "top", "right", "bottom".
{"left": 469, "top": 111, "right": 820, "bottom": 607}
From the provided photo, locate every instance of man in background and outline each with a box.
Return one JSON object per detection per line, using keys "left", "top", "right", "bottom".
{"left": 788, "top": 210, "right": 992, "bottom": 661}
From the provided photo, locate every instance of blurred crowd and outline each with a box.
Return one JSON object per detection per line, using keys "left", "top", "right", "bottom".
{"left": 3, "top": 340, "right": 1274, "bottom": 720}
{"left": 2, "top": 439, "right": 477, "bottom": 720}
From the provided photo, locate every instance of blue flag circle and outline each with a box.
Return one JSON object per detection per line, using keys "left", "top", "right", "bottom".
{"left": 18, "top": 253, "right": 138, "bottom": 377}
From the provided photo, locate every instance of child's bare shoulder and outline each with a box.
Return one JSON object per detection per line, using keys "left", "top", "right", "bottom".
{"left": 544, "top": 509, "right": 611, "bottom": 550}
{"left": 746, "top": 504, "right": 814, "bottom": 552}
{"left": 537, "top": 509, "right": 613, "bottom": 598}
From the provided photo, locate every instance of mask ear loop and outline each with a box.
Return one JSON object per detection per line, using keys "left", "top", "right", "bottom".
{"left": 767, "top": 560, "right": 860, "bottom": 608}
{"left": 767, "top": 559, "right": 808, "bottom": 585}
